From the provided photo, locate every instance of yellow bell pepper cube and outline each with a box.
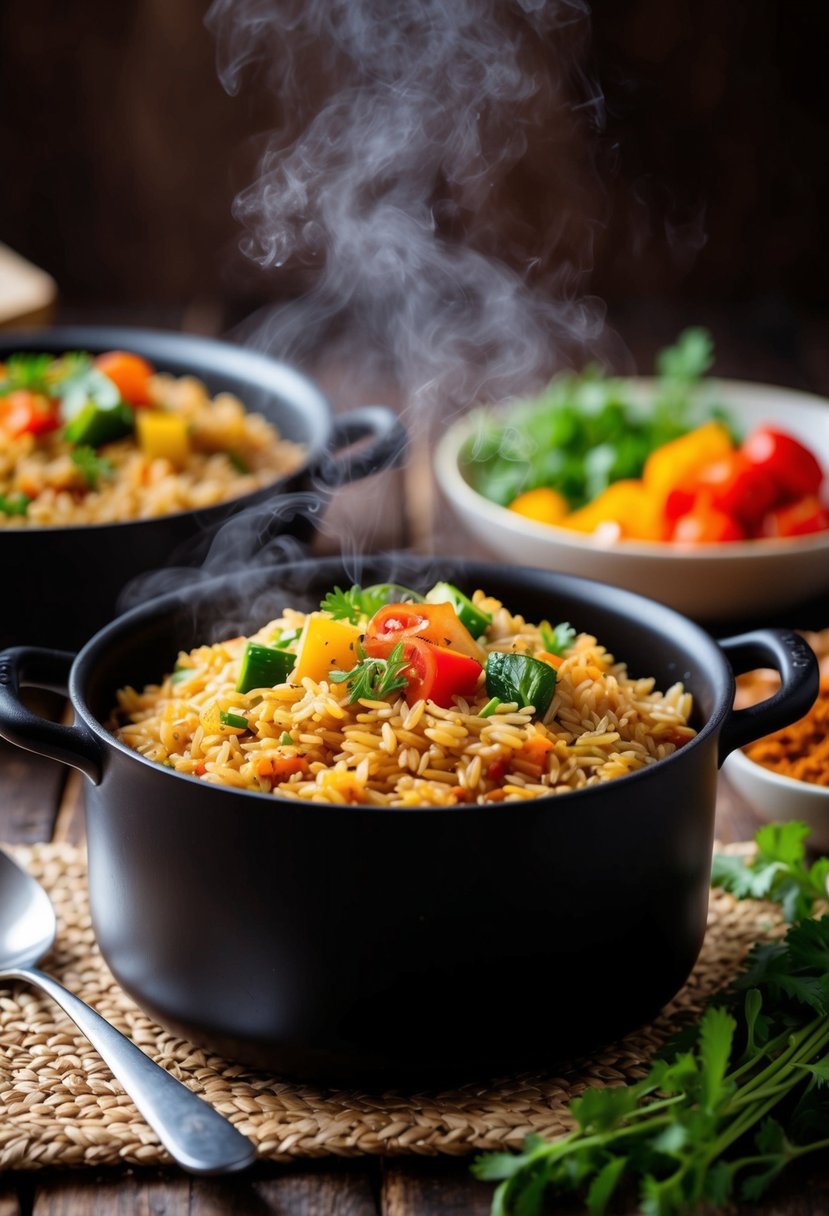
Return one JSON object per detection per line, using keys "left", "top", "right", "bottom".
{"left": 135, "top": 410, "right": 191, "bottom": 470}
{"left": 642, "top": 421, "right": 734, "bottom": 505}
{"left": 508, "top": 487, "right": 569, "bottom": 525}
{"left": 559, "top": 479, "right": 666, "bottom": 541}
{"left": 292, "top": 613, "right": 364, "bottom": 684}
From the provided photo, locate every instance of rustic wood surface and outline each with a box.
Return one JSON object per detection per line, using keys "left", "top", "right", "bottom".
{"left": 0, "top": 321, "right": 828, "bottom": 1213}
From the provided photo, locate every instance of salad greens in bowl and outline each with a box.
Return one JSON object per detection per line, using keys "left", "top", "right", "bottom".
{"left": 434, "top": 331, "right": 829, "bottom": 622}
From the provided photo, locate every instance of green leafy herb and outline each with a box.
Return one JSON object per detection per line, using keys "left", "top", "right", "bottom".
{"left": 70, "top": 445, "right": 114, "bottom": 490}
{"left": 330, "top": 641, "right": 409, "bottom": 703}
{"left": 0, "top": 492, "right": 31, "bottom": 517}
{"left": 462, "top": 329, "right": 729, "bottom": 509}
{"left": 321, "top": 583, "right": 423, "bottom": 624}
{"left": 0, "top": 352, "right": 54, "bottom": 396}
{"left": 53, "top": 352, "right": 121, "bottom": 420}
{"left": 712, "top": 821, "right": 829, "bottom": 924}
{"left": 539, "top": 620, "right": 576, "bottom": 656}
{"left": 227, "top": 451, "right": 250, "bottom": 474}
{"left": 474, "top": 822, "right": 829, "bottom": 1215}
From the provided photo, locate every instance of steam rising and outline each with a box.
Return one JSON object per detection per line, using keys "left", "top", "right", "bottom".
{"left": 207, "top": 0, "right": 609, "bottom": 409}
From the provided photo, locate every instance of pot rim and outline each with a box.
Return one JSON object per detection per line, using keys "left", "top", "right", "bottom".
{"left": 0, "top": 325, "right": 332, "bottom": 534}
{"left": 68, "top": 555, "right": 737, "bottom": 815}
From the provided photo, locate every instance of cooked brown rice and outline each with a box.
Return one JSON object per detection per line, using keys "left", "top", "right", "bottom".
{"left": 112, "top": 590, "right": 697, "bottom": 807}
{"left": 0, "top": 372, "right": 303, "bottom": 527}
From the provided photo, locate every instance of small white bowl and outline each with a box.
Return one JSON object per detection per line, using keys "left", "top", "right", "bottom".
{"left": 723, "top": 747, "right": 829, "bottom": 853}
{"left": 434, "top": 379, "right": 829, "bottom": 622}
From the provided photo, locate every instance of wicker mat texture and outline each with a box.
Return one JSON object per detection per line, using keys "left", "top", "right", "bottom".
{"left": 0, "top": 841, "right": 782, "bottom": 1173}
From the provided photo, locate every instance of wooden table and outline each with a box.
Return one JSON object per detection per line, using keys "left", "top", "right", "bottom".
{"left": 1, "top": 343, "right": 828, "bottom": 1214}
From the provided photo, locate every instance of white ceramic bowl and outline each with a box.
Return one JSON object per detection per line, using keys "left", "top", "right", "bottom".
{"left": 434, "top": 379, "right": 829, "bottom": 622}
{"left": 723, "top": 747, "right": 829, "bottom": 853}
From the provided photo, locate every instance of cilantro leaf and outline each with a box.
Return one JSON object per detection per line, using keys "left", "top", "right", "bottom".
{"left": 321, "top": 582, "right": 423, "bottom": 624}
{"left": 711, "top": 821, "right": 829, "bottom": 923}
{"left": 0, "top": 352, "right": 54, "bottom": 396}
{"left": 330, "top": 642, "right": 409, "bottom": 703}
{"left": 70, "top": 445, "right": 114, "bottom": 490}
{"left": 539, "top": 620, "right": 576, "bottom": 656}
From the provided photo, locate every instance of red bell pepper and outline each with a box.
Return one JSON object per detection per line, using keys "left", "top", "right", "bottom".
{"left": 760, "top": 495, "right": 829, "bottom": 538}
{"left": 742, "top": 427, "right": 823, "bottom": 500}
{"left": 1, "top": 390, "right": 61, "bottom": 437}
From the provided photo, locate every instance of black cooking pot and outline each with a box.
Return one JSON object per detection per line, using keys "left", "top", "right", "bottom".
{"left": 0, "top": 557, "right": 817, "bottom": 1085}
{"left": 0, "top": 328, "right": 405, "bottom": 651}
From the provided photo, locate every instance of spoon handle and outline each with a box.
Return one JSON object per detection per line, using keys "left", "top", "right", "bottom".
{"left": 4, "top": 965, "right": 256, "bottom": 1175}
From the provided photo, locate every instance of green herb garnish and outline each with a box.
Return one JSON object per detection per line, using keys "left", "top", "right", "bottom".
{"left": 321, "top": 583, "right": 423, "bottom": 624}
{"left": 70, "top": 445, "right": 114, "bottom": 490}
{"left": 474, "top": 821, "right": 829, "bottom": 1215}
{"left": 54, "top": 352, "right": 121, "bottom": 420}
{"left": 0, "top": 353, "right": 54, "bottom": 396}
{"left": 330, "top": 641, "right": 409, "bottom": 703}
{"left": 0, "top": 492, "right": 31, "bottom": 517}
{"left": 227, "top": 451, "right": 250, "bottom": 474}
{"left": 539, "top": 620, "right": 576, "bottom": 656}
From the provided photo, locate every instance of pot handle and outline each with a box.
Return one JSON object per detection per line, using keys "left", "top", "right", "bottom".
{"left": 0, "top": 647, "right": 103, "bottom": 784}
{"left": 716, "top": 629, "right": 818, "bottom": 765}
{"left": 313, "top": 405, "right": 407, "bottom": 489}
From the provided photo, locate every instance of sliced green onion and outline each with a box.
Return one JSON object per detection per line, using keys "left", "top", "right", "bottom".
{"left": 479, "top": 696, "right": 501, "bottom": 718}
{"left": 219, "top": 709, "right": 248, "bottom": 730}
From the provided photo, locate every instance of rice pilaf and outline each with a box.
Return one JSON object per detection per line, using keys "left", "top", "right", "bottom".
{"left": 0, "top": 362, "right": 304, "bottom": 526}
{"left": 112, "top": 589, "right": 697, "bottom": 807}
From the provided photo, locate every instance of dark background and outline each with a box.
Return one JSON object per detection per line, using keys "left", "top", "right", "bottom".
{"left": 1, "top": 0, "right": 827, "bottom": 389}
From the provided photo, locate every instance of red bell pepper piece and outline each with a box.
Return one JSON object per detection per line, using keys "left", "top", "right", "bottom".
{"left": 1, "top": 390, "right": 60, "bottom": 437}
{"left": 741, "top": 427, "right": 824, "bottom": 500}
{"left": 760, "top": 495, "right": 829, "bottom": 538}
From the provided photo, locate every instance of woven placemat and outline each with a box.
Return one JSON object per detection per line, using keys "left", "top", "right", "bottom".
{"left": 0, "top": 841, "right": 782, "bottom": 1173}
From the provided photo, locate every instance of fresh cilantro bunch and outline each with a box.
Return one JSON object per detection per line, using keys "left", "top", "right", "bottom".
{"left": 474, "top": 821, "right": 829, "bottom": 1215}
{"left": 462, "top": 328, "right": 724, "bottom": 509}
{"left": 321, "top": 583, "right": 423, "bottom": 625}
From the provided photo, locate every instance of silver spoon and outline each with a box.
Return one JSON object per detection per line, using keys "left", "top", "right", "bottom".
{"left": 0, "top": 847, "right": 256, "bottom": 1175}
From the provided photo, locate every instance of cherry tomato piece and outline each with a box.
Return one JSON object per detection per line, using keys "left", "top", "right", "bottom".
{"left": 741, "top": 427, "right": 823, "bottom": 500}
{"left": 366, "top": 601, "right": 481, "bottom": 660}
{"left": 94, "top": 350, "right": 155, "bottom": 406}
{"left": 1, "top": 390, "right": 61, "bottom": 437}
{"left": 364, "top": 635, "right": 482, "bottom": 707}
{"left": 760, "top": 495, "right": 829, "bottom": 538}
{"left": 670, "top": 501, "right": 747, "bottom": 544}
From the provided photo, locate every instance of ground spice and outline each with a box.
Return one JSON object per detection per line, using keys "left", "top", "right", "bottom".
{"left": 743, "top": 674, "right": 829, "bottom": 785}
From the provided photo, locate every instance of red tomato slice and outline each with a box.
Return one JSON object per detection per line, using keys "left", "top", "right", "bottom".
{"left": 742, "top": 427, "right": 823, "bottom": 500}
{"left": 94, "top": 351, "right": 155, "bottom": 406}
{"left": 364, "top": 635, "right": 482, "bottom": 707}
{"left": 760, "top": 495, "right": 829, "bottom": 538}
{"left": 1, "top": 390, "right": 60, "bottom": 437}
{"left": 366, "top": 602, "right": 481, "bottom": 659}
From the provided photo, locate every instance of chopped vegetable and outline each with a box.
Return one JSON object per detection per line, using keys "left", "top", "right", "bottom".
{"left": 55, "top": 352, "right": 122, "bottom": 419}
{"left": 671, "top": 502, "right": 747, "bottom": 543}
{"left": 642, "top": 419, "right": 734, "bottom": 506}
{"left": 273, "top": 627, "right": 302, "bottom": 649}
{"left": 1, "top": 390, "right": 60, "bottom": 437}
{"left": 70, "top": 446, "right": 114, "bottom": 490}
{"left": 484, "top": 652, "right": 557, "bottom": 717}
{"left": 219, "top": 709, "right": 248, "bottom": 731}
{"left": 330, "top": 641, "right": 410, "bottom": 703}
{"left": 0, "top": 493, "right": 30, "bottom": 517}
{"left": 479, "top": 696, "right": 501, "bottom": 717}
{"left": 279, "top": 731, "right": 294, "bottom": 745}
{"left": 94, "top": 350, "right": 155, "bottom": 406}
{"left": 364, "top": 635, "right": 483, "bottom": 708}
{"left": 761, "top": 494, "right": 829, "bottom": 538}
{"left": 292, "top": 613, "right": 363, "bottom": 683}
{"left": 366, "top": 601, "right": 483, "bottom": 660}
{"left": 508, "top": 487, "right": 568, "bottom": 525}
{"left": 559, "top": 477, "right": 666, "bottom": 540}
{"left": 742, "top": 426, "right": 824, "bottom": 499}
{"left": 424, "top": 582, "right": 492, "bottom": 638}
{"left": 63, "top": 401, "right": 134, "bottom": 447}
{"left": 135, "top": 410, "right": 191, "bottom": 468}
{"left": 236, "top": 642, "right": 295, "bottom": 693}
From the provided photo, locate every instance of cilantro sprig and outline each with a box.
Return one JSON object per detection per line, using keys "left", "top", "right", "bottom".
{"left": 474, "top": 821, "right": 829, "bottom": 1215}
{"left": 0, "top": 353, "right": 54, "bottom": 396}
{"left": 321, "top": 583, "right": 423, "bottom": 625}
{"left": 70, "top": 445, "right": 114, "bottom": 490}
{"left": 330, "top": 642, "right": 409, "bottom": 703}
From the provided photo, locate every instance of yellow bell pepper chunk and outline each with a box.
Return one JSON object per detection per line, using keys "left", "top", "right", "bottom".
{"left": 560, "top": 479, "right": 666, "bottom": 541}
{"left": 135, "top": 410, "right": 191, "bottom": 470}
{"left": 642, "top": 421, "right": 734, "bottom": 505}
{"left": 292, "top": 613, "right": 364, "bottom": 684}
{"left": 508, "top": 487, "right": 569, "bottom": 525}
